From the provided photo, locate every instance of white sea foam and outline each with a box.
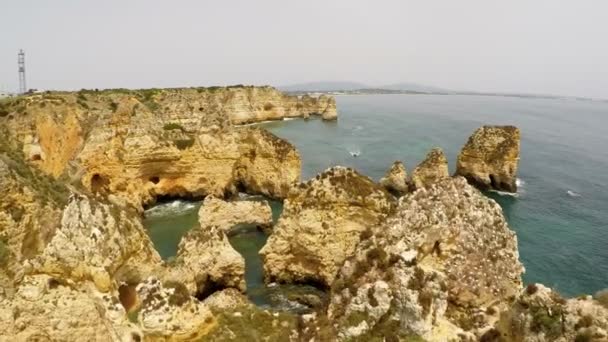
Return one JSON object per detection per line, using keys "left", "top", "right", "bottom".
{"left": 144, "top": 199, "right": 199, "bottom": 218}
{"left": 516, "top": 178, "right": 525, "bottom": 187}
{"left": 349, "top": 150, "right": 361, "bottom": 157}
{"left": 489, "top": 189, "right": 519, "bottom": 198}
{"left": 566, "top": 190, "right": 581, "bottom": 197}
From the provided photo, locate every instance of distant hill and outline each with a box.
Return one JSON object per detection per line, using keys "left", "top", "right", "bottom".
{"left": 279, "top": 81, "right": 370, "bottom": 92}
{"left": 280, "top": 81, "right": 452, "bottom": 94}
{"left": 379, "top": 82, "right": 450, "bottom": 93}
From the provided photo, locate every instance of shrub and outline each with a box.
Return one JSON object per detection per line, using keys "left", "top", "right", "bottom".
{"left": 77, "top": 91, "right": 87, "bottom": 102}
{"left": 163, "top": 123, "right": 185, "bottom": 131}
{"left": 530, "top": 306, "right": 563, "bottom": 338}
{"left": 174, "top": 139, "right": 195, "bottom": 150}
{"left": 263, "top": 103, "right": 274, "bottom": 111}
{"left": 164, "top": 280, "right": 190, "bottom": 306}
{"left": 526, "top": 283, "right": 538, "bottom": 295}
{"left": 575, "top": 331, "right": 592, "bottom": 342}
{"left": 0, "top": 239, "right": 9, "bottom": 266}
{"left": 77, "top": 100, "right": 89, "bottom": 110}
{"left": 109, "top": 102, "right": 118, "bottom": 112}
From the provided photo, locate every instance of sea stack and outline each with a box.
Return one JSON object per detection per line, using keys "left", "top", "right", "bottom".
{"left": 260, "top": 166, "right": 395, "bottom": 287}
{"left": 410, "top": 147, "right": 450, "bottom": 189}
{"left": 456, "top": 125, "right": 520, "bottom": 193}
{"left": 379, "top": 160, "right": 409, "bottom": 196}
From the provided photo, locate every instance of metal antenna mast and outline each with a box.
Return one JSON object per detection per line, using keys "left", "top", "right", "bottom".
{"left": 18, "top": 49, "right": 26, "bottom": 94}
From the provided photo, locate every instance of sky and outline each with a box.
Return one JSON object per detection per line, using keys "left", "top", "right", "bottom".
{"left": 0, "top": 0, "right": 607, "bottom": 98}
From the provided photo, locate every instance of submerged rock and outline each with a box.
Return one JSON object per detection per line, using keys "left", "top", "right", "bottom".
{"left": 456, "top": 125, "right": 520, "bottom": 192}
{"left": 327, "top": 177, "right": 523, "bottom": 340}
{"left": 198, "top": 196, "right": 273, "bottom": 233}
{"left": 410, "top": 147, "right": 449, "bottom": 189}
{"left": 260, "top": 166, "right": 395, "bottom": 288}
{"left": 379, "top": 160, "right": 409, "bottom": 196}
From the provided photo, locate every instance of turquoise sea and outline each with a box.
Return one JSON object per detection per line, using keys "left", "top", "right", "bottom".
{"left": 262, "top": 94, "right": 608, "bottom": 297}
{"left": 144, "top": 94, "right": 608, "bottom": 301}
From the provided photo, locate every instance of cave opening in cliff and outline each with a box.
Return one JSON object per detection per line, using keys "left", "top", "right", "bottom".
{"left": 90, "top": 173, "right": 109, "bottom": 193}
{"left": 30, "top": 154, "right": 41, "bottom": 161}
{"left": 489, "top": 174, "right": 498, "bottom": 189}
{"left": 149, "top": 176, "right": 160, "bottom": 184}
{"left": 118, "top": 284, "right": 138, "bottom": 312}
{"left": 194, "top": 279, "right": 227, "bottom": 301}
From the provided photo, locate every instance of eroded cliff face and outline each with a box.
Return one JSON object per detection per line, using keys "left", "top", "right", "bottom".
{"left": 260, "top": 166, "right": 395, "bottom": 288}
{"left": 456, "top": 125, "right": 520, "bottom": 193}
{"left": 0, "top": 86, "right": 331, "bottom": 209}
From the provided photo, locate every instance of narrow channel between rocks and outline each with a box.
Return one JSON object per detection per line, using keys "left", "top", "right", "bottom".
{"left": 142, "top": 195, "right": 326, "bottom": 313}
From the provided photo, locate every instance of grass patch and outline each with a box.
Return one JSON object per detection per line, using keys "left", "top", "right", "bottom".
{"left": 163, "top": 123, "right": 185, "bottom": 131}
{"left": 0, "top": 239, "right": 9, "bottom": 266}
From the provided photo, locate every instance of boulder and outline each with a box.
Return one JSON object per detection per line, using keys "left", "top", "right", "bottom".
{"left": 198, "top": 196, "right": 273, "bottom": 233}
{"left": 410, "top": 147, "right": 449, "bottom": 189}
{"left": 260, "top": 166, "right": 395, "bottom": 288}
{"left": 456, "top": 125, "right": 520, "bottom": 192}
{"left": 328, "top": 177, "right": 523, "bottom": 340}
{"left": 135, "top": 277, "right": 216, "bottom": 340}
{"left": 379, "top": 160, "right": 409, "bottom": 196}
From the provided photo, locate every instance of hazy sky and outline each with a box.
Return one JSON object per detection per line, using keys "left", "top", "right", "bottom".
{"left": 1, "top": 0, "right": 607, "bottom": 98}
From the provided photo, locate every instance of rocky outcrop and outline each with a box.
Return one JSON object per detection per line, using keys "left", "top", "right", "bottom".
{"left": 0, "top": 275, "right": 142, "bottom": 341}
{"left": 28, "top": 194, "right": 161, "bottom": 292}
{"left": 319, "top": 95, "right": 338, "bottom": 121}
{"left": 135, "top": 277, "right": 216, "bottom": 340}
{"left": 198, "top": 196, "right": 273, "bottom": 233}
{"left": 456, "top": 125, "right": 520, "bottom": 192}
{"left": 260, "top": 166, "right": 395, "bottom": 288}
{"left": 327, "top": 177, "right": 523, "bottom": 340}
{"left": 491, "top": 283, "right": 608, "bottom": 342}
{"left": 379, "top": 160, "right": 409, "bottom": 196}
{"left": 410, "top": 147, "right": 449, "bottom": 189}
{"left": 166, "top": 209, "right": 246, "bottom": 297}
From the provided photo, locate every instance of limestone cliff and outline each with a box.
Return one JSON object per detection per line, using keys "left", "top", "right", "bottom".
{"left": 260, "top": 166, "right": 395, "bottom": 288}
{"left": 456, "top": 125, "right": 520, "bottom": 193}
{"left": 0, "top": 86, "right": 328, "bottom": 209}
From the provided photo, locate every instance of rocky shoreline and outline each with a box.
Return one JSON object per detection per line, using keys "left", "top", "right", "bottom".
{"left": 1, "top": 86, "right": 607, "bottom": 341}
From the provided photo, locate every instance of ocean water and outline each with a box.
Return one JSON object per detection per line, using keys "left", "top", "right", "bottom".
{"left": 259, "top": 94, "right": 608, "bottom": 297}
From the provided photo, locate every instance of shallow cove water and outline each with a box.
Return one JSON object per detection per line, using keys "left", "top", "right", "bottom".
{"left": 143, "top": 196, "right": 325, "bottom": 312}
{"left": 260, "top": 94, "right": 608, "bottom": 297}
